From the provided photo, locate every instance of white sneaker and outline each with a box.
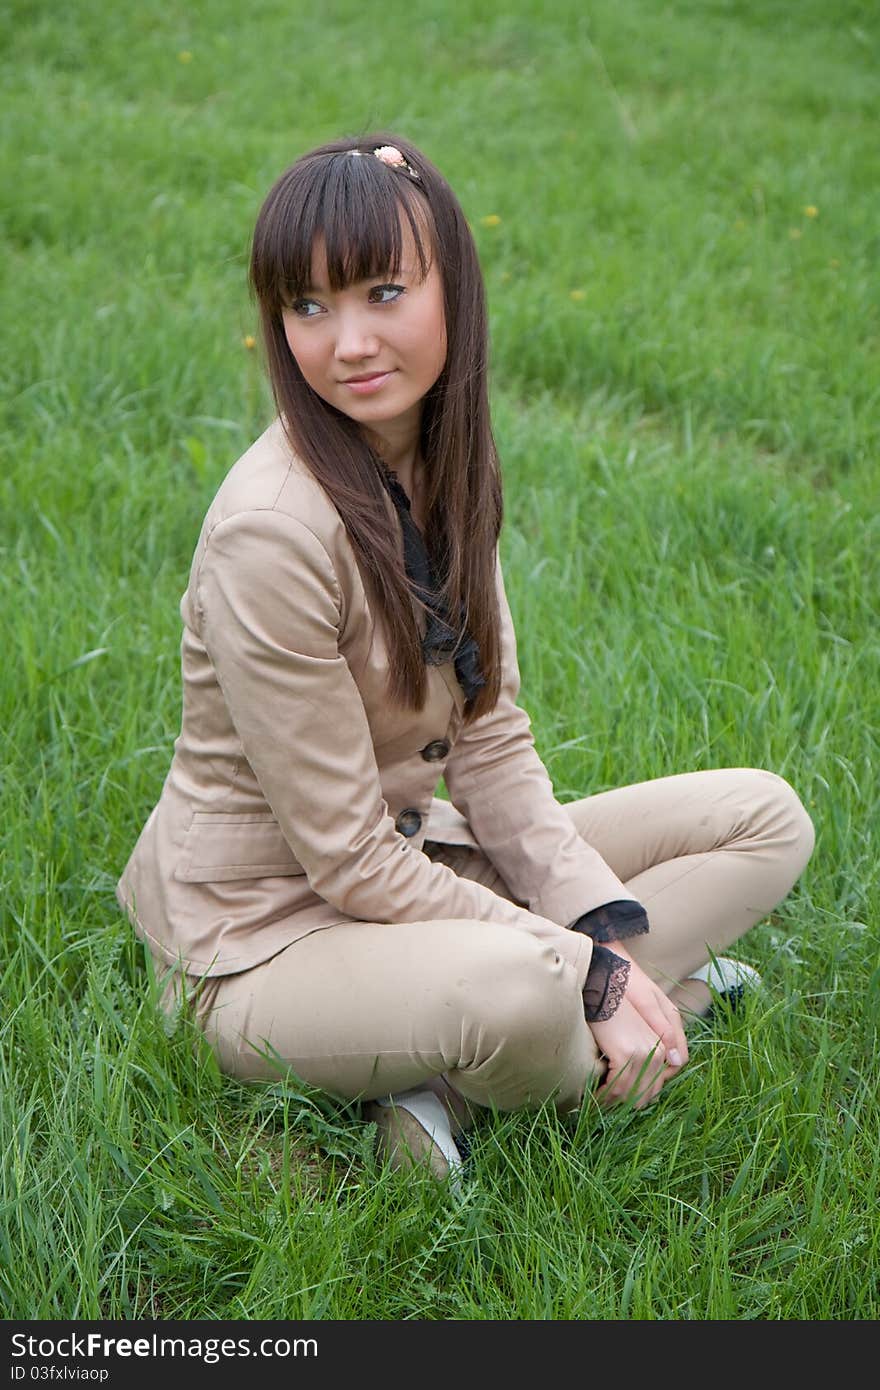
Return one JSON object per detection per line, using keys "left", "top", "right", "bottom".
{"left": 364, "top": 1086, "right": 465, "bottom": 1191}
{"left": 688, "top": 957, "right": 763, "bottom": 1014}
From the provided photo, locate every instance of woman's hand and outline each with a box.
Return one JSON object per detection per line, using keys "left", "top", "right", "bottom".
{"left": 588, "top": 943, "right": 688, "bottom": 1108}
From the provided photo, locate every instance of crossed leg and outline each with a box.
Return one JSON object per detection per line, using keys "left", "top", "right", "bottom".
{"left": 162, "top": 768, "right": 813, "bottom": 1122}
{"left": 431, "top": 766, "right": 814, "bottom": 997}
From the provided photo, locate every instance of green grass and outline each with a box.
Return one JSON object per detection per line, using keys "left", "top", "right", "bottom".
{"left": 2, "top": 0, "right": 878, "bottom": 1319}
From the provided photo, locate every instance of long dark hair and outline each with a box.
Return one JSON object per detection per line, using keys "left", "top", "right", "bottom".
{"left": 249, "top": 132, "right": 502, "bottom": 720}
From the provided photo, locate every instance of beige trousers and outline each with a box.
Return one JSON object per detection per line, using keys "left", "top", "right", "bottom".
{"left": 158, "top": 769, "right": 814, "bottom": 1115}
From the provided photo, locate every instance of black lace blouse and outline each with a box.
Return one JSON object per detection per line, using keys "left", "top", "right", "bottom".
{"left": 380, "top": 466, "right": 485, "bottom": 703}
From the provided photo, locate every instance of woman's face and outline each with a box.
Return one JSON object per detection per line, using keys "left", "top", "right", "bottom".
{"left": 281, "top": 216, "right": 447, "bottom": 453}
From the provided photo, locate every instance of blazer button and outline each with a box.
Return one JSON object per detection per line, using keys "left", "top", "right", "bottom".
{"left": 420, "top": 739, "right": 450, "bottom": 762}
{"left": 395, "top": 808, "right": 423, "bottom": 838}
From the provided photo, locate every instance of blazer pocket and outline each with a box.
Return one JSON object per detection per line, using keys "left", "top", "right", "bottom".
{"left": 175, "top": 813, "right": 305, "bottom": 882}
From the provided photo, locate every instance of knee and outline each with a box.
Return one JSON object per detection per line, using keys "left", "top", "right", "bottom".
{"left": 457, "top": 930, "right": 587, "bottom": 1076}
{"left": 728, "top": 767, "right": 811, "bottom": 884}
{"left": 745, "top": 769, "right": 815, "bottom": 873}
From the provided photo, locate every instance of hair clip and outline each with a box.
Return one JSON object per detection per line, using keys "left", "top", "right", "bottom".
{"left": 348, "top": 145, "right": 421, "bottom": 181}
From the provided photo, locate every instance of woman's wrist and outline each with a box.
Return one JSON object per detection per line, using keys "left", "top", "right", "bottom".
{"left": 582, "top": 944, "right": 631, "bottom": 1022}
{"left": 569, "top": 899, "right": 650, "bottom": 943}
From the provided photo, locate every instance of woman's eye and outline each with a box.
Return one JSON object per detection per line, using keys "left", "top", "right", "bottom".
{"left": 369, "top": 284, "right": 406, "bottom": 304}
{"left": 291, "top": 299, "right": 323, "bottom": 318}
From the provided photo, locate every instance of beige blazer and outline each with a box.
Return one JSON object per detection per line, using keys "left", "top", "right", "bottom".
{"left": 117, "top": 419, "right": 634, "bottom": 976}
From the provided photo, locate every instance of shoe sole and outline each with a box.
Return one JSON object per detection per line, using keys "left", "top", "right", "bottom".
{"left": 364, "top": 1102, "right": 453, "bottom": 1181}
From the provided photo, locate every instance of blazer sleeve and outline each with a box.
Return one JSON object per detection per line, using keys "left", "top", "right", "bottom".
{"left": 443, "top": 553, "right": 638, "bottom": 926}
{"left": 193, "top": 508, "right": 570, "bottom": 939}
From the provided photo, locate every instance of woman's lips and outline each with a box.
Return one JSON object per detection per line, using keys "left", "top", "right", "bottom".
{"left": 342, "top": 371, "right": 394, "bottom": 394}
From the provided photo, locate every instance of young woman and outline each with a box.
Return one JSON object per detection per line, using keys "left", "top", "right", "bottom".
{"left": 117, "top": 134, "right": 815, "bottom": 1182}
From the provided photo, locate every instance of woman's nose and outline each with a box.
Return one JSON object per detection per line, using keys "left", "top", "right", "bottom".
{"left": 333, "top": 310, "right": 380, "bottom": 362}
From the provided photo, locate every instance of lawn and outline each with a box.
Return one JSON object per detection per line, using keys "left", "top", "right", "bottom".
{"left": 1, "top": 0, "right": 878, "bottom": 1318}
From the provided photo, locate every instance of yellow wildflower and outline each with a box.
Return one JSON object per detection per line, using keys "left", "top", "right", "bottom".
{"left": 803, "top": 205, "right": 819, "bottom": 218}
{"left": 480, "top": 214, "right": 501, "bottom": 228}
{"left": 178, "top": 50, "right": 193, "bottom": 63}
{"left": 243, "top": 335, "right": 256, "bottom": 350}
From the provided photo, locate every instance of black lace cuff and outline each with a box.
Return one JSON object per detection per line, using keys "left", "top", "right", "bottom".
{"left": 582, "top": 945, "right": 631, "bottom": 1022}
{"left": 569, "top": 899, "right": 650, "bottom": 943}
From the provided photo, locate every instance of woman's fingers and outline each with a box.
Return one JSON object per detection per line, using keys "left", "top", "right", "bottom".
{"left": 659, "top": 995, "right": 688, "bottom": 1067}
{"left": 596, "top": 1040, "right": 668, "bottom": 1108}
{"left": 635, "top": 991, "right": 688, "bottom": 1070}
{"left": 605, "top": 948, "right": 689, "bottom": 1070}
{"left": 589, "top": 990, "right": 686, "bottom": 1110}
{"left": 596, "top": 1024, "right": 687, "bottom": 1107}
